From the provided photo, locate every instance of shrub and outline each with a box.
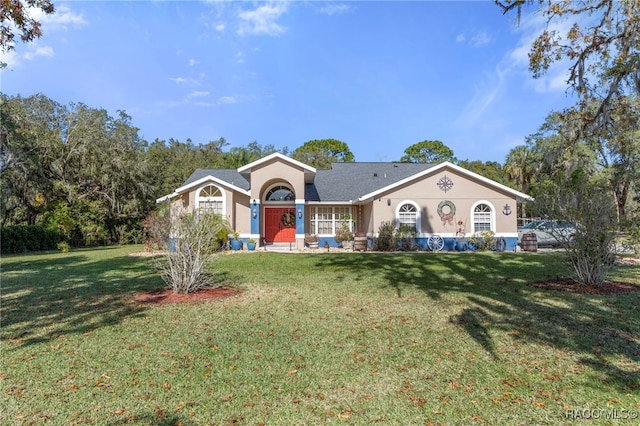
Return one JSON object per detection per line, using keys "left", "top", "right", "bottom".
{"left": 467, "top": 230, "right": 496, "bottom": 251}
{"left": 532, "top": 171, "right": 618, "bottom": 286}
{"left": 334, "top": 225, "right": 353, "bottom": 245}
{"left": 396, "top": 225, "right": 418, "bottom": 251}
{"left": 57, "top": 241, "right": 71, "bottom": 253}
{"left": 374, "top": 221, "right": 397, "bottom": 251}
{"left": 146, "top": 205, "right": 230, "bottom": 294}
{"left": 1, "top": 225, "right": 60, "bottom": 254}
{"left": 622, "top": 217, "right": 640, "bottom": 257}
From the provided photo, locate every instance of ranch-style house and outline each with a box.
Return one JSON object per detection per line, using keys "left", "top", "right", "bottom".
{"left": 157, "top": 153, "right": 531, "bottom": 251}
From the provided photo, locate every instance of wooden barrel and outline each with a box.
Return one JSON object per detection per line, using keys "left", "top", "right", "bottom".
{"left": 353, "top": 236, "right": 368, "bottom": 251}
{"left": 521, "top": 233, "right": 538, "bottom": 252}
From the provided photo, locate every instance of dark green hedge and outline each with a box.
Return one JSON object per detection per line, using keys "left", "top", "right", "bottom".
{"left": 1, "top": 225, "right": 61, "bottom": 254}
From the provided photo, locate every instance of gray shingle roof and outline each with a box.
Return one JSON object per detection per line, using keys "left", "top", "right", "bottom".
{"left": 308, "top": 162, "right": 435, "bottom": 201}
{"left": 182, "top": 163, "right": 436, "bottom": 201}
{"left": 183, "top": 169, "right": 250, "bottom": 191}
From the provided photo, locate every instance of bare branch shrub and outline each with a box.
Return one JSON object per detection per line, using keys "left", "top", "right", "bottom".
{"left": 143, "top": 202, "right": 230, "bottom": 294}
{"left": 532, "top": 171, "right": 618, "bottom": 286}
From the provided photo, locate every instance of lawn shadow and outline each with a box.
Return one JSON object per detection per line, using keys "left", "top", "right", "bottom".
{"left": 104, "top": 412, "right": 197, "bottom": 426}
{"left": 313, "top": 252, "right": 640, "bottom": 392}
{"left": 1, "top": 247, "right": 163, "bottom": 348}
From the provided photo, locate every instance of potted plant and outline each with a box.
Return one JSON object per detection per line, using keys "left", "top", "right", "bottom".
{"left": 230, "top": 230, "right": 243, "bottom": 251}
{"left": 335, "top": 221, "right": 354, "bottom": 249}
{"left": 247, "top": 238, "right": 256, "bottom": 251}
{"left": 305, "top": 234, "right": 319, "bottom": 249}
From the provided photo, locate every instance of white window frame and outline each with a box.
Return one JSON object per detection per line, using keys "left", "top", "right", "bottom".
{"left": 471, "top": 201, "right": 495, "bottom": 233}
{"left": 264, "top": 184, "right": 295, "bottom": 204}
{"left": 197, "top": 184, "right": 225, "bottom": 216}
{"left": 310, "top": 206, "right": 353, "bottom": 236}
{"left": 396, "top": 200, "right": 421, "bottom": 233}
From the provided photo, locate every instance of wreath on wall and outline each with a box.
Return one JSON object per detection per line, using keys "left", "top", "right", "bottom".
{"left": 437, "top": 200, "right": 456, "bottom": 226}
{"left": 281, "top": 212, "right": 296, "bottom": 227}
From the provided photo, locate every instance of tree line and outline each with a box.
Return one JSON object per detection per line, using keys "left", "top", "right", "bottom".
{"left": 2, "top": 92, "right": 639, "bottom": 249}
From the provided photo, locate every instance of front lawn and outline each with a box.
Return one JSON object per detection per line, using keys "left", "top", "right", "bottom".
{"left": 1, "top": 247, "right": 639, "bottom": 424}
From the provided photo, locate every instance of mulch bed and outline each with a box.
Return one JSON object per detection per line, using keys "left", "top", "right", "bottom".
{"left": 530, "top": 278, "right": 640, "bottom": 295}
{"left": 134, "top": 287, "right": 238, "bottom": 305}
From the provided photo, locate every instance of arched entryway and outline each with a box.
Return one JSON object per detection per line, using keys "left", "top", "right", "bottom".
{"left": 263, "top": 184, "right": 296, "bottom": 243}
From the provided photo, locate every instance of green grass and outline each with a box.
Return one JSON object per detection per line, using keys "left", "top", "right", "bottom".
{"left": 1, "top": 247, "right": 639, "bottom": 425}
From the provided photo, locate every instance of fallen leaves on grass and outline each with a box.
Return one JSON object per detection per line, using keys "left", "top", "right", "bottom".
{"left": 530, "top": 278, "right": 640, "bottom": 295}
{"left": 134, "top": 287, "right": 238, "bottom": 304}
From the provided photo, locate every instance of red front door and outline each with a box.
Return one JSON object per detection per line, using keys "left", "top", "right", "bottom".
{"left": 264, "top": 208, "right": 296, "bottom": 243}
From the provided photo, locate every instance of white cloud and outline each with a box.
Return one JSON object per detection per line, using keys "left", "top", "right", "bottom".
{"left": 188, "top": 59, "right": 199, "bottom": 67}
{"left": 217, "top": 95, "right": 240, "bottom": 105}
{"left": 237, "top": 2, "right": 288, "bottom": 36}
{"left": 0, "top": 48, "right": 18, "bottom": 69}
{"left": 188, "top": 91, "right": 210, "bottom": 99}
{"left": 470, "top": 31, "right": 491, "bottom": 47}
{"left": 319, "top": 4, "right": 351, "bottom": 16}
{"left": 36, "top": 4, "right": 87, "bottom": 29}
{"left": 505, "top": 13, "right": 576, "bottom": 94}
{"left": 457, "top": 9, "right": 578, "bottom": 124}
{"left": 23, "top": 45, "right": 54, "bottom": 60}
{"left": 170, "top": 77, "right": 199, "bottom": 85}
{"left": 214, "top": 22, "right": 225, "bottom": 33}
{"left": 0, "top": 4, "right": 86, "bottom": 68}
{"left": 456, "top": 31, "right": 491, "bottom": 47}
{"left": 192, "top": 93, "right": 257, "bottom": 107}
{"left": 458, "top": 66, "right": 507, "bottom": 126}
{"left": 236, "top": 51, "right": 245, "bottom": 64}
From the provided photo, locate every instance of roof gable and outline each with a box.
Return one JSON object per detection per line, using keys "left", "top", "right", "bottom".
{"left": 307, "top": 162, "right": 435, "bottom": 202}
{"left": 155, "top": 169, "right": 250, "bottom": 203}
{"left": 357, "top": 161, "right": 532, "bottom": 202}
{"left": 237, "top": 152, "right": 316, "bottom": 174}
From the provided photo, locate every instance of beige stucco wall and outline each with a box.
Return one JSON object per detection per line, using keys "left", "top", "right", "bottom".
{"left": 246, "top": 158, "right": 307, "bottom": 202}
{"left": 232, "top": 193, "right": 251, "bottom": 233}
{"left": 179, "top": 182, "right": 251, "bottom": 234}
{"left": 366, "top": 167, "right": 518, "bottom": 236}
{"left": 169, "top": 161, "right": 520, "bottom": 240}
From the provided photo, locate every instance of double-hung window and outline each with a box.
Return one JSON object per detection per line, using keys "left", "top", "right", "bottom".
{"left": 473, "top": 203, "right": 492, "bottom": 232}
{"left": 310, "top": 207, "right": 353, "bottom": 235}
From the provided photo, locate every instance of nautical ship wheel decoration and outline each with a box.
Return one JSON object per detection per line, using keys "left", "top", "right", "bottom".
{"left": 437, "top": 175, "right": 454, "bottom": 193}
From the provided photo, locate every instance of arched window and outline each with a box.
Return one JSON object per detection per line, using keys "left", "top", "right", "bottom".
{"left": 197, "top": 184, "right": 224, "bottom": 215}
{"left": 265, "top": 185, "right": 295, "bottom": 202}
{"left": 473, "top": 202, "right": 493, "bottom": 232}
{"left": 396, "top": 201, "right": 420, "bottom": 232}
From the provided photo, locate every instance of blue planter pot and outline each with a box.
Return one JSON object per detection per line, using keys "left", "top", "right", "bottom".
{"left": 247, "top": 242, "right": 256, "bottom": 251}
{"left": 455, "top": 241, "right": 467, "bottom": 251}
{"left": 230, "top": 239, "right": 243, "bottom": 251}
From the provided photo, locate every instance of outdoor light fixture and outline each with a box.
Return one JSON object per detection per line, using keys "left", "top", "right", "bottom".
{"left": 387, "top": 199, "right": 391, "bottom": 206}
{"left": 252, "top": 209, "right": 257, "bottom": 218}
{"left": 297, "top": 209, "right": 302, "bottom": 219}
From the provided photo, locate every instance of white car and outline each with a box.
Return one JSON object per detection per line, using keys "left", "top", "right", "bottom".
{"left": 518, "top": 220, "right": 577, "bottom": 248}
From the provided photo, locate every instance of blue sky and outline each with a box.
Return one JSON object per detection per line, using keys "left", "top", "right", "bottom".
{"left": 1, "top": 1, "right": 578, "bottom": 163}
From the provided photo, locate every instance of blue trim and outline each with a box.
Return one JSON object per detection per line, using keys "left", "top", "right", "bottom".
{"left": 306, "top": 236, "right": 519, "bottom": 251}
{"left": 250, "top": 203, "right": 260, "bottom": 234}
{"left": 413, "top": 237, "right": 518, "bottom": 252}
{"left": 296, "top": 203, "right": 305, "bottom": 235}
